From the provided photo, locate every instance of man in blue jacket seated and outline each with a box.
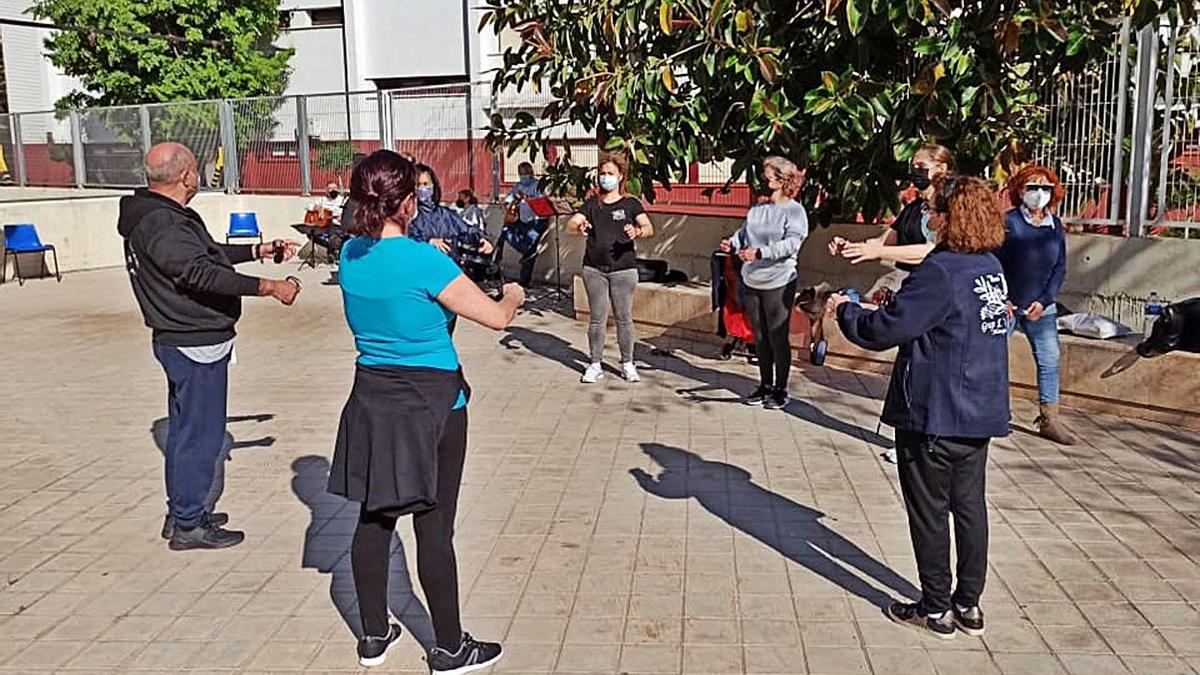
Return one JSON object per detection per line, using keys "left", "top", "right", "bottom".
{"left": 827, "top": 176, "right": 1010, "bottom": 641}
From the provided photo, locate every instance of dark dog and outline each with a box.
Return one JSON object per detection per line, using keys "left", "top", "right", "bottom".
{"left": 1138, "top": 297, "right": 1200, "bottom": 357}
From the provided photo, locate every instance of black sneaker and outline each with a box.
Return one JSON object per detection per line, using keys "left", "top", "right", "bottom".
{"left": 428, "top": 632, "right": 503, "bottom": 674}
{"left": 744, "top": 385, "right": 772, "bottom": 406}
{"left": 952, "top": 605, "right": 985, "bottom": 636}
{"left": 763, "top": 389, "right": 790, "bottom": 410}
{"left": 885, "top": 601, "right": 956, "bottom": 640}
{"left": 168, "top": 519, "right": 244, "bottom": 551}
{"left": 358, "top": 623, "right": 402, "bottom": 667}
{"left": 161, "top": 512, "right": 228, "bottom": 540}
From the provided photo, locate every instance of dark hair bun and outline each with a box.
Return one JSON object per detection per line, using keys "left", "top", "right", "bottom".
{"left": 348, "top": 150, "right": 416, "bottom": 237}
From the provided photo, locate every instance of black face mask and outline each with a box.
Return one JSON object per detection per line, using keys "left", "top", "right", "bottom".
{"left": 327, "top": 190, "right": 339, "bottom": 200}
{"left": 455, "top": 200, "right": 466, "bottom": 209}
{"left": 755, "top": 181, "right": 776, "bottom": 197}
{"left": 909, "top": 171, "right": 931, "bottom": 191}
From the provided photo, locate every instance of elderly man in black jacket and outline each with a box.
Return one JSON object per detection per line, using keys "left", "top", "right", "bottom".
{"left": 119, "top": 142, "right": 300, "bottom": 551}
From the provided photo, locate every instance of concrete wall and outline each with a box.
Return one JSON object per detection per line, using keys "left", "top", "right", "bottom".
{"left": 572, "top": 276, "right": 1200, "bottom": 429}
{"left": 0, "top": 192, "right": 310, "bottom": 278}
{"left": 528, "top": 216, "right": 1200, "bottom": 329}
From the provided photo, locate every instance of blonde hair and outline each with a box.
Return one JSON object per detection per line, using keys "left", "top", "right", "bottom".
{"left": 915, "top": 144, "right": 956, "bottom": 172}
{"left": 762, "top": 156, "right": 805, "bottom": 198}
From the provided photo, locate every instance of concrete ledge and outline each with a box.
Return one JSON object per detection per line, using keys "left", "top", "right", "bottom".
{"left": 576, "top": 277, "right": 1200, "bottom": 429}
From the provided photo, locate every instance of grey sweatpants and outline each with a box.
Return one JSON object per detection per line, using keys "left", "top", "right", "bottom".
{"left": 582, "top": 265, "right": 638, "bottom": 363}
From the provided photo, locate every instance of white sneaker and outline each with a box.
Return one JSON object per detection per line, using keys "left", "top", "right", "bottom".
{"left": 621, "top": 362, "right": 641, "bottom": 382}
{"left": 580, "top": 363, "right": 604, "bottom": 384}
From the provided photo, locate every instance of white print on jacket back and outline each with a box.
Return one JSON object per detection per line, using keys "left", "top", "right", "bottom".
{"left": 974, "top": 272, "right": 1010, "bottom": 336}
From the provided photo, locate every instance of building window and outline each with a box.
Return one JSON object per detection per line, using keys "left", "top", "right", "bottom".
{"left": 309, "top": 7, "right": 344, "bottom": 26}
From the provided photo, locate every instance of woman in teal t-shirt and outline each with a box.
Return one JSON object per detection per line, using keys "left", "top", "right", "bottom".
{"left": 328, "top": 150, "right": 523, "bottom": 672}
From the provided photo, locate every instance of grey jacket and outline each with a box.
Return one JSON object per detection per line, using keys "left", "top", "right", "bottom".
{"left": 728, "top": 199, "right": 809, "bottom": 290}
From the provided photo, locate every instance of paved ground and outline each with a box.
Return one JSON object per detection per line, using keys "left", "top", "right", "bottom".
{"left": 1, "top": 266, "right": 1197, "bottom": 675}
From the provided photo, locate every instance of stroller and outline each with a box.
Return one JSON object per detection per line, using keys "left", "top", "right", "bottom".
{"left": 711, "top": 251, "right": 757, "bottom": 362}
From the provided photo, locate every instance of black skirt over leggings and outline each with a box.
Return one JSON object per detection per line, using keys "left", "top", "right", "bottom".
{"left": 353, "top": 408, "right": 468, "bottom": 650}
{"left": 744, "top": 278, "right": 797, "bottom": 390}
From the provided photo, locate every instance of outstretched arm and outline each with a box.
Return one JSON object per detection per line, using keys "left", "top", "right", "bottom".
{"left": 835, "top": 261, "right": 951, "bottom": 351}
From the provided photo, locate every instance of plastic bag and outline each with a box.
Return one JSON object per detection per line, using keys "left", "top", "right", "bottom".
{"left": 1056, "top": 313, "right": 1133, "bottom": 340}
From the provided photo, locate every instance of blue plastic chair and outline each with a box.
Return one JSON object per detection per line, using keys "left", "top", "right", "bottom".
{"left": 226, "top": 212, "right": 263, "bottom": 246}
{"left": 3, "top": 224, "right": 61, "bottom": 285}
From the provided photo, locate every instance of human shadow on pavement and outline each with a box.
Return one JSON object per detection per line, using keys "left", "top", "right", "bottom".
{"left": 151, "top": 415, "right": 277, "bottom": 515}
{"left": 291, "top": 455, "right": 436, "bottom": 648}
{"left": 500, "top": 325, "right": 592, "bottom": 376}
{"left": 502, "top": 326, "right": 891, "bottom": 449}
{"left": 630, "top": 443, "right": 918, "bottom": 608}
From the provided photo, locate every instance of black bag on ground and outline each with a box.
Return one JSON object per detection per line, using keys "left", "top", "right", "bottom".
{"left": 636, "top": 258, "right": 669, "bottom": 283}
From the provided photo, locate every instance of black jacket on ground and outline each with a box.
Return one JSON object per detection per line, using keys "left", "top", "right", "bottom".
{"left": 117, "top": 189, "right": 260, "bottom": 347}
{"left": 837, "top": 246, "right": 1011, "bottom": 439}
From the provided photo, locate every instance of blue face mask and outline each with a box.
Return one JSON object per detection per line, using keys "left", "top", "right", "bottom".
{"left": 598, "top": 175, "right": 619, "bottom": 192}
{"left": 416, "top": 186, "right": 434, "bottom": 203}
{"left": 920, "top": 211, "right": 935, "bottom": 243}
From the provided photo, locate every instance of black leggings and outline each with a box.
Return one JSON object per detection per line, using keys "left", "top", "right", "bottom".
{"left": 744, "top": 279, "right": 797, "bottom": 390}
{"left": 352, "top": 408, "right": 468, "bottom": 650}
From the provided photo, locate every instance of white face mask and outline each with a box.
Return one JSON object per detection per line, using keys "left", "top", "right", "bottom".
{"left": 598, "top": 175, "right": 619, "bottom": 192}
{"left": 1023, "top": 188, "right": 1050, "bottom": 210}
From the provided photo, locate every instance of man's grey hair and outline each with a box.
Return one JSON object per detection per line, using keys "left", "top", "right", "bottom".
{"left": 144, "top": 143, "right": 196, "bottom": 185}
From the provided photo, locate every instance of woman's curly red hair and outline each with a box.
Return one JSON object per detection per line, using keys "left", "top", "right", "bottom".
{"left": 934, "top": 175, "right": 1006, "bottom": 253}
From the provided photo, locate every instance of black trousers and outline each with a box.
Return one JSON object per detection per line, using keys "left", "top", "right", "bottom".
{"left": 895, "top": 430, "right": 990, "bottom": 615}
{"left": 352, "top": 408, "right": 468, "bottom": 650}
{"left": 743, "top": 278, "right": 797, "bottom": 390}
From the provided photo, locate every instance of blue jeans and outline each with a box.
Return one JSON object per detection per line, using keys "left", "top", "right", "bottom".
{"left": 1009, "top": 305, "right": 1060, "bottom": 404}
{"left": 153, "top": 343, "right": 230, "bottom": 529}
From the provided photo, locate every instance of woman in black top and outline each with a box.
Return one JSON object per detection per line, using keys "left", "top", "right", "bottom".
{"left": 565, "top": 152, "right": 655, "bottom": 384}
{"left": 829, "top": 144, "right": 954, "bottom": 273}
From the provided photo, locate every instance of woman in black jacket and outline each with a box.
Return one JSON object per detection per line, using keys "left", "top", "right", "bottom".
{"left": 828, "top": 176, "right": 1009, "bottom": 640}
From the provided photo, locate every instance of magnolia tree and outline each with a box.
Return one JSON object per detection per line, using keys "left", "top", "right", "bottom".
{"left": 482, "top": 0, "right": 1188, "bottom": 223}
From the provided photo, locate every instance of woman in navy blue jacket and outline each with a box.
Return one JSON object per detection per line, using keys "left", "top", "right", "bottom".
{"left": 828, "top": 176, "right": 1009, "bottom": 641}
{"left": 410, "top": 163, "right": 494, "bottom": 262}
{"left": 995, "top": 164, "right": 1073, "bottom": 445}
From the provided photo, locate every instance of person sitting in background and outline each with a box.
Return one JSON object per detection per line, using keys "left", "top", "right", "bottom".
{"left": 996, "top": 164, "right": 1073, "bottom": 445}
{"left": 829, "top": 175, "right": 1009, "bottom": 642}
{"left": 504, "top": 161, "right": 549, "bottom": 288}
{"left": 308, "top": 181, "right": 346, "bottom": 223}
{"left": 455, "top": 189, "right": 486, "bottom": 232}
{"left": 410, "top": 164, "right": 495, "bottom": 261}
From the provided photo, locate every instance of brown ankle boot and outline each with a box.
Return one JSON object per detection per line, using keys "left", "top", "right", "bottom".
{"left": 1036, "top": 403, "right": 1076, "bottom": 445}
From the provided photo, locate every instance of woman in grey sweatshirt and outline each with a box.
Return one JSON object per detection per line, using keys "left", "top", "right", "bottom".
{"left": 720, "top": 156, "right": 809, "bottom": 409}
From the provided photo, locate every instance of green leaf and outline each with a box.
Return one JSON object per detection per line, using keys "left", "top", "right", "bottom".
{"left": 846, "top": 0, "right": 866, "bottom": 36}
{"left": 708, "top": 0, "right": 731, "bottom": 31}
{"left": 659, "top": 0, "right": 672, "bottom": 35}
